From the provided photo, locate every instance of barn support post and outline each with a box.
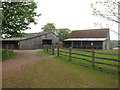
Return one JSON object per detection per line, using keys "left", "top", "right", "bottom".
{"left": 81, "top": 41, "right": 82, "bottom": 49}
{"left": 11, "top": 44, "right": 14, "bottom": 54}
{"left": 71, "top": 41, "right": 73, "bottom": 48}
{"left": 10, "top": 44, "right": 12, "bottom": 52}
{"left": 52, "top": 44, "right": 55, "bottom": 55}
{"left": 69, "top": 47, "right": 72, "bottom": 61}
{"left": 86, "top": 45, "right": 87, "bottom": 50}
{"left": 57, "top": 43, "right": 59, "bottom": 56}
{"left": 91, "top": 49, "right": 95, "bottom": 67}
{"left": 12, "top": 44, "right": 14, "bottom": 52}
{"left": 46, "top": 45, "right": 48, "bottom": 53}
{"left": 43, "top": 45, "right": 45, "bottom": 51}
{"left": 45, "top": 45, "right": 47, "bottom": 52}
{"left": 6, "top": 44, "right": 9, "bottom": 57}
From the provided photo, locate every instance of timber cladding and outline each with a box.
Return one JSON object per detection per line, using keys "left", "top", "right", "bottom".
{"left": 63, "top": 28, "right": 110, "bottom": 49}
{"left": 2, "top": 32, "right": 59, "bottom": 49}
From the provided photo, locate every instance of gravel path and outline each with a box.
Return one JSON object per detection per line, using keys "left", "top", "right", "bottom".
{"left": 2, "top": 50, "right": 54, "bottom": 74}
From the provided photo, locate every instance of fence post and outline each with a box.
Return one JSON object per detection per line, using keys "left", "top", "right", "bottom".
{"left": 57, "top": 43, "right": 59, "bottom": 56}
{"left": 46, "top": 45, "right": 48, "bottom": 53}
{"left": 91, "top": 49, "right": 95, "bottom": 67}
{"left": 43, "top": 45, "right": 45, "bottom": 51}
{"left": 45, "top": 45, "right": 47, "bottom": 52}
{"left": 86, "top": 45, "right": 87, "bottom": 50}
{"left": 12, "top": 44, "right": 14, "bottom": 53}
{"left": 6, "top": 44, "right": 9, "bottom": 57}
{"left": 52, "top": 44, "right": 55, "bottom": 55}
{"left": 69, "top": 47, "right": 72, "bottom": 61}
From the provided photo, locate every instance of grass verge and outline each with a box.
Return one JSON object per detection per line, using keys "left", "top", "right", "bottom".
{"left": 0, "top": 49, "right": 17, "bottom": 62}
{"left": 37, "top": 50, "right": 53, "bottom": 56}
{"left": 59, "top": 49, "right": 119, "bottom": 73}
{"left": 3, "top": 52, "right": 118, "bottom": 88}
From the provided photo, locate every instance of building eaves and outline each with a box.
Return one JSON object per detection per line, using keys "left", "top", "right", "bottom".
{"left": 64, "top": 38, "right": 107, "bottom": 41}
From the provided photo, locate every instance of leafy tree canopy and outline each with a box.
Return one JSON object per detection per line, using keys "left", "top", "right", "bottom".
{"left": 41, "top": 23, "right": 71, "bottom": 41}
{"left": 57, "top": 28, "right": 71, "bottom": 41}
{"left": 41, "top": 23, "right": 57, "bottom": 34}
{"left": 2, "top": 1, "right": 40, "bottom": 38}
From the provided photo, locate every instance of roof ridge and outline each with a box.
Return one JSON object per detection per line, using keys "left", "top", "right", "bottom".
{"left": 72, "top": 28, "right": 109, "bottom": 32}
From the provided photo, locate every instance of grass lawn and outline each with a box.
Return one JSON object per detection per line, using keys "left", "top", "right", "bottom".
{"left": 3, "top": 50, "right": 118, "bottom": 88}
{"left": 37, "top": 50, "right": 53, "bottom": 56}
{"left": 94, "top": 49, "right": 119, "bottom": 54}
{"left": 58, "top": 49, "right": 119, "bottom": 73}
{"left": 0, "top": 49, "right": 17, "bottom": 62}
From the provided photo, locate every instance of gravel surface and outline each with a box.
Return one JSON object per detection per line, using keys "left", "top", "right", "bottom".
{"left": 2, "top": 50, "right": 54, "bottom": 75}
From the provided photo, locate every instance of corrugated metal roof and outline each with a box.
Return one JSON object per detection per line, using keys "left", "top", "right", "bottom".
{"left": 64, "top": 38, "right": 107, "bottom": 41}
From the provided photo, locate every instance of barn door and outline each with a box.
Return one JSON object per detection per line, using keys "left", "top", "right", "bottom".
{"left": 42, "top": 39, "right": 52, "bottom": 45}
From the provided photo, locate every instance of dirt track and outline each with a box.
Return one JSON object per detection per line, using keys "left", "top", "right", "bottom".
{"left": 2, "top": 50, "right": 54, "bottom": 74}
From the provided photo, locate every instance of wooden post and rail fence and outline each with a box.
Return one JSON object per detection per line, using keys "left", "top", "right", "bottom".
{"left": 44, "top": 44, "right": 120, "bottom": 71}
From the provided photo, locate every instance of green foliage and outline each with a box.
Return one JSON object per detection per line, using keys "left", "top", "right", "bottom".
{"left": 57, "top": 28, "right": 71, "bottom": 41}
{"left": 2, "top": 2, "right": 40, "bottom": 38}
{"left": 110, "top": 40, "right": 118, "bottom": 46}
{"left": 37, "top": 50, "right": 53, "bottom": 56}
{"left": 41, "top": 23, "right": 57, "bottom": 34}
{"left": 0, "top": 49, "right": 17, "bottom": 62}
{"left": 41, "top": 23, "right": 71, "bottom": 41}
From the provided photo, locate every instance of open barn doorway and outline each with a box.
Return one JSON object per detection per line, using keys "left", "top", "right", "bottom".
{"left": 42, "top": 39, "right": 52, "bottom": 45}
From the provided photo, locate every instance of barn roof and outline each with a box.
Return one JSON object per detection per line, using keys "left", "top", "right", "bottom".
{"left": 70, "top": 28, "right": 109, "bottom": 38}
{"left": 25, "top": 32, "right": 51, "bottom": 38}
{"left": 1, "top": 32, "right": 54, "bottom": 41}
{"left": 0, "top": 38, "right": 25, "bottom": 41}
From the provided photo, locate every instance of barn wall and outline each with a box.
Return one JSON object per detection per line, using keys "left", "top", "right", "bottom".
{"left": 19, "top": 37, "right": 43, "bottom": 49}
{"left": 102, "top": 30, "right": 110, "bottom": 49}
{"left": 2, "top": 41, "right": 19, "bottom": 49}
{"left": 106, "top": 30, "right": 110, "bottom": 49}
{"left": 63, "top": 41, "right": 103, "bottom": 49}
{"left": 46, "top": 33, "right": 59, "bottom": 44}
{"left": 19, "top": 33, "right": 59, "bottom": 49}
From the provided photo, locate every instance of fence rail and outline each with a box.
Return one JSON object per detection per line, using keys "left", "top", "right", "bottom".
{"left": 73, "top": 48, "right": 119, "bottom": 56}
{"left": 60, "top": 46, "right": 119, "bottom": 56}
{"left": 43, "top": 44, "right": 119, "bottom": 74}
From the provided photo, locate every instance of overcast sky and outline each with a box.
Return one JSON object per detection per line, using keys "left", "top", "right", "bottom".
{"left": 25, "top": 0, "right": 118, "bottom": 40}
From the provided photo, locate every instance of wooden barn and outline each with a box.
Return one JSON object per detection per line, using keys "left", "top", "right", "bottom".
{"left": 1, "top": 32, "right": 59, "bottom": 49}
{"left": 63, "top": 28, "right": 110, "bottom": 49}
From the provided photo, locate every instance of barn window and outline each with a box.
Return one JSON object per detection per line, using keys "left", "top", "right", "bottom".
{"left": 42, "top": 39, "right": 52, "bottom": 45}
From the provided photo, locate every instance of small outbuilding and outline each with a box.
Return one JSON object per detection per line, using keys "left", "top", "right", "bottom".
{"left": 2, "top": 32, "right": 59, "bottom": 49}
{"left": 63, "top": 28, "right": 110, "bottom": 49}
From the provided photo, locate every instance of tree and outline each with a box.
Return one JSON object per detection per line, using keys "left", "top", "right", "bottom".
{"left": 57, "top": 28, "right": 71, "bottom": 41}
{"left": 91, "top": 0, "right": 120, "bottom": 36}
{"left": 41, "top": 23, "right": 57, "bottom": 34}
{"left": 91, "top": 0, "right": 120, "bottom": 23}
{"left": 2, "top": 1, "right": 40, "bottom": 38}
{"left": 41, "top": 23, "right": 71, "bottom": 41}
